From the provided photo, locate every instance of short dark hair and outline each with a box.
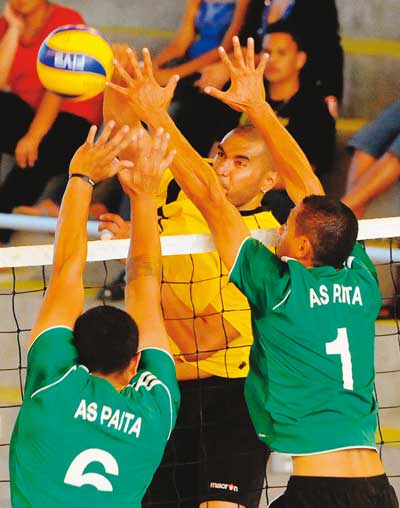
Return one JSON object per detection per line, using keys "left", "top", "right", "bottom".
{"left": 265, "top": 20, "right": 305, "bottom": 51}
{"left": 73, "top": 305, "right": 139, "bottom": 374}
{"left": 295, "top": 195, "right": 358, "bottom": 268}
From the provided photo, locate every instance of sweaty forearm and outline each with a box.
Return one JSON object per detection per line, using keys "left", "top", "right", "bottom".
{"left": 53, "top": 177, "right": 91, "bottom": 273}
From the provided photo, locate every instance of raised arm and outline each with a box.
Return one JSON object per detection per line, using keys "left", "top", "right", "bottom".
{"left": 30, "top": 121, "right": 135, "bottom": 345}
{"left": 121, "top": 129, "right": 176, "bottom": 353}
{"left": 108, "top": 48, "right": 250, "bottom": 271}
{"left": 204, "top": 37, "right": 324, "bottom": 203}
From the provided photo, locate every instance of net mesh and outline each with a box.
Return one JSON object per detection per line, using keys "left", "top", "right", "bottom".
{"left": 0, "top": 224, "right": 399, "bottom": 507}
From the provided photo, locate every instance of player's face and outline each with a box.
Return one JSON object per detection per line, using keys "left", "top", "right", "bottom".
{"left": 213, "top": 132, "right": 274, "bottom": 210}
{"left": 9, "top": 0, "right": 47, "bottom": 16}
{"left": 276, "top": 205, "right": 301, "bottom": 259}
{"left": 263, "top": 33, "right": 306, "bottom": 84}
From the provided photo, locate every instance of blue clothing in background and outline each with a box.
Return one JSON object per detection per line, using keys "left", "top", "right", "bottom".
{"left": 187, "top": 0, "right": 236, "bottom": 58}
{"left": 348, "top": 100, "right": 400, "bottom": 160}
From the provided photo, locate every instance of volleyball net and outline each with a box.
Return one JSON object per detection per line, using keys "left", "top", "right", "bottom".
{"left": 0, "top": 219, "right": 399, "bottom": 506}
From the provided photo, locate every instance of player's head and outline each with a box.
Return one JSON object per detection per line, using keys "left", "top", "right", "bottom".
{"left": 73, "top": 305, "right": 139, "bottom": 376}
{"left": 213, "top": 125, "right": 277, "bottom": 209}
{"left": 262, "top": 22, "right": 307, "bottom": 84}
{"left": 277, "top": 195, "right": 358, "bottom": 268}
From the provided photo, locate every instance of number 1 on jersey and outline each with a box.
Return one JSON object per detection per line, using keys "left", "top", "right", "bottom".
{"left": 325, "top": 327, "right": 354, "bottom": 390}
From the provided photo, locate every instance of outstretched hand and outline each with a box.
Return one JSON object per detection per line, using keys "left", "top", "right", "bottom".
{"left": 204, "top": 36, "right": 268, "bottom": 113}
{"left": 106, "top": 47, "right": 179, "bottom": 124}
{"left": 119, "top": 128, "right": 176, "bottom": 198}
{"left": 69, "top": 121, "right": 136, "bottom": 183}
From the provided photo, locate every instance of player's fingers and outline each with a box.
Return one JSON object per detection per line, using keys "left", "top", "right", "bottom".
{"left": 165, "top": 74, "right": 180, "bottom": 98}
{"left": 161, "top": 148, "right": 176, "bottom": 171}
{"left": 95, "top": 120, "right": 116, "bottom": 147}
{"left": 113, "top": 58, "right": 135, "bottom": 85}
{"left": 106, "top": 81, "right": 129, "bottom": 97}
{"left": 127, "top": 47, "right": 143, "bottom": 79}
{"left": 151, "top": 127, "right": 164, "bottom": 155}
{"left": 232, "top": 36, "right": 245, "bottom": 69}
{"left": 204, "top": 86, "right": 227, "bottom": 102}
{"left": 218, "top": 46, "right": 235, "bottom": 74}
{"left": 256, "top": 52, "right": 269, "bottom": 75}
{"left": 246, "top": 37, "right": 255, "bottom": 69}
{"left": 102, "top": 125, "right": 133, "bottom": 157}
{"left": 141, "top": 47, "right": 154, "bottom": 77}
{"left": 158, "top": 130, "right": 170, "bottom": 158}
{"left": 85, "top": 124, "right": 97, "bottom": 146}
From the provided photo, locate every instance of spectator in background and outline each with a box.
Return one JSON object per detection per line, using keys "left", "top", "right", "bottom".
{"left": 0, "top": 0, "right": 102, "bottom": 243}
{"left": 342, "top": 100, "right": 400, "bottom": 219}
{"left": 152, "top": 0, "right": 250, "bottom": 87}
{"left": 180, "top": 0, "right": 343, "bottom": 156}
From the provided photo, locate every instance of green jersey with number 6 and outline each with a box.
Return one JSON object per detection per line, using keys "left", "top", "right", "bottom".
{"left": 10, "top": 327, "right": 180, "bottom": 508}
{"left": 229, "top": 238, "right": 381, "bottom": 454}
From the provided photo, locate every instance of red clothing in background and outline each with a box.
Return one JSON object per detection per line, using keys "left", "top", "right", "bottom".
{"left": 0, "top": 3, "right": 102, "bottom": 125}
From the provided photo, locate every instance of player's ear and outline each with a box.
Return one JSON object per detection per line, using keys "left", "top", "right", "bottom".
{"left": 296, "top": 235, "right": 312, "bottom": 261}
{"left": 296, "top": 50, "right": 307, "bottom": 72}
{"left": 261, "top": 170, "right": 278, "bottom": 194}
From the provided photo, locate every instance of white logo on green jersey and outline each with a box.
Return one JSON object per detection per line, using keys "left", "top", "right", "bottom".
{"left": 73, "top": 399, "right": 142, "bottom": 437}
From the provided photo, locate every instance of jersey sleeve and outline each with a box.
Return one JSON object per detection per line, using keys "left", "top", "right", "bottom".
{"left": 349, "top": 242, "right": 378, "bottom": 281}
{"left": 133, "top": 348, "right": 180, "bottom": 438}
{"left": 229, "top": 237, "right": 285, "bottom": 312}
{"left": 25, "top": 326, "right": 78, "bottom": 399}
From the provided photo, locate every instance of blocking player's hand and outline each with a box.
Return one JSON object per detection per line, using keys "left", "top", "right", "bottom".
{"left": 103, "top": 44, "right": 142, "bottom": 128}
{"left": 98, "top": 213, "right": 130, "bottom": 239}
{"left": 118, "top": 127, "right": 176, "bottom": 198}
{"left": 107, "top": 47, "right": 179, "bottom": 124}
{"left": 204, "top": 36, "right": 268, "bottom": 113}
{"left": 69, "top": 121, "right": 135, "bottom": 183}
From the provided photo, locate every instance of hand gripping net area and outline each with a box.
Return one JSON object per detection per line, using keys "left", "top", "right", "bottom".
{"left": 0, "top": 219, "right": 399, "bottom": 506}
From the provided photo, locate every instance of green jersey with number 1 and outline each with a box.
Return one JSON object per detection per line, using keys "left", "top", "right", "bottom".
{"left": 229, "top": 239, "right": 381, "bottom": 455}
{"left": 10, "top": 327, "right": 180, "bottom": 508}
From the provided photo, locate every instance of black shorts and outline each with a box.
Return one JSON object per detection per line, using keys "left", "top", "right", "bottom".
{"left": 143, "top": 376, "right": 269, "bottom": 508}
{"left": 269, "top": 474, "right": 399, "bottom": 508}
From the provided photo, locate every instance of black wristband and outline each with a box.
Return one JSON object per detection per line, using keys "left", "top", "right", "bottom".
{"left": 69, "top": 173, "right": 96, "bottom": 187}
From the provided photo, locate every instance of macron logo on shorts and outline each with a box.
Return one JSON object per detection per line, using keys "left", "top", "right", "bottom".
{"left": 209, "top": 482, "right": 239, "bottom": 492}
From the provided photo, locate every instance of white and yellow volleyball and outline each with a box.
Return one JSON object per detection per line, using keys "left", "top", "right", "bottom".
{"left": 37, "top": 25, "right": 114, "bottom": 101}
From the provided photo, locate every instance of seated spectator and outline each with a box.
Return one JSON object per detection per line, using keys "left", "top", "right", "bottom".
{"left": 342, "top": 100, "right": 400, "bottom": 219}
{"left": 0, "top": 0, "right": 102, "bottom": 243}
{"left": 152, "top": 0, "right": 250, "bottom": 87}
{"left": 179, "top": 0, "right": 343, "bottom": 155}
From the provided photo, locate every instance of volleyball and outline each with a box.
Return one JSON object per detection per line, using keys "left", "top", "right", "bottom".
{"left": 36, "top": 25, "right": 114, "bottom": 101}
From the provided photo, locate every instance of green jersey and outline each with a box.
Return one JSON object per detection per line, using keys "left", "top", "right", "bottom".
{"left": 10, "top": 326, "right": 180, "bottom": 508}
{"left": 229, "top": 238, "right": 381, "bottom": 455}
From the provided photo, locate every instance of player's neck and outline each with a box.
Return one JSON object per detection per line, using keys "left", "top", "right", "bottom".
{"left": 93, "top": 371, "right": 129, "bottom": 392}
{"left": 236, "top": 194, "right": 263, "bottom": 212}
{"left": 269, "top": 77, "right": 300, "bottom": 102}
